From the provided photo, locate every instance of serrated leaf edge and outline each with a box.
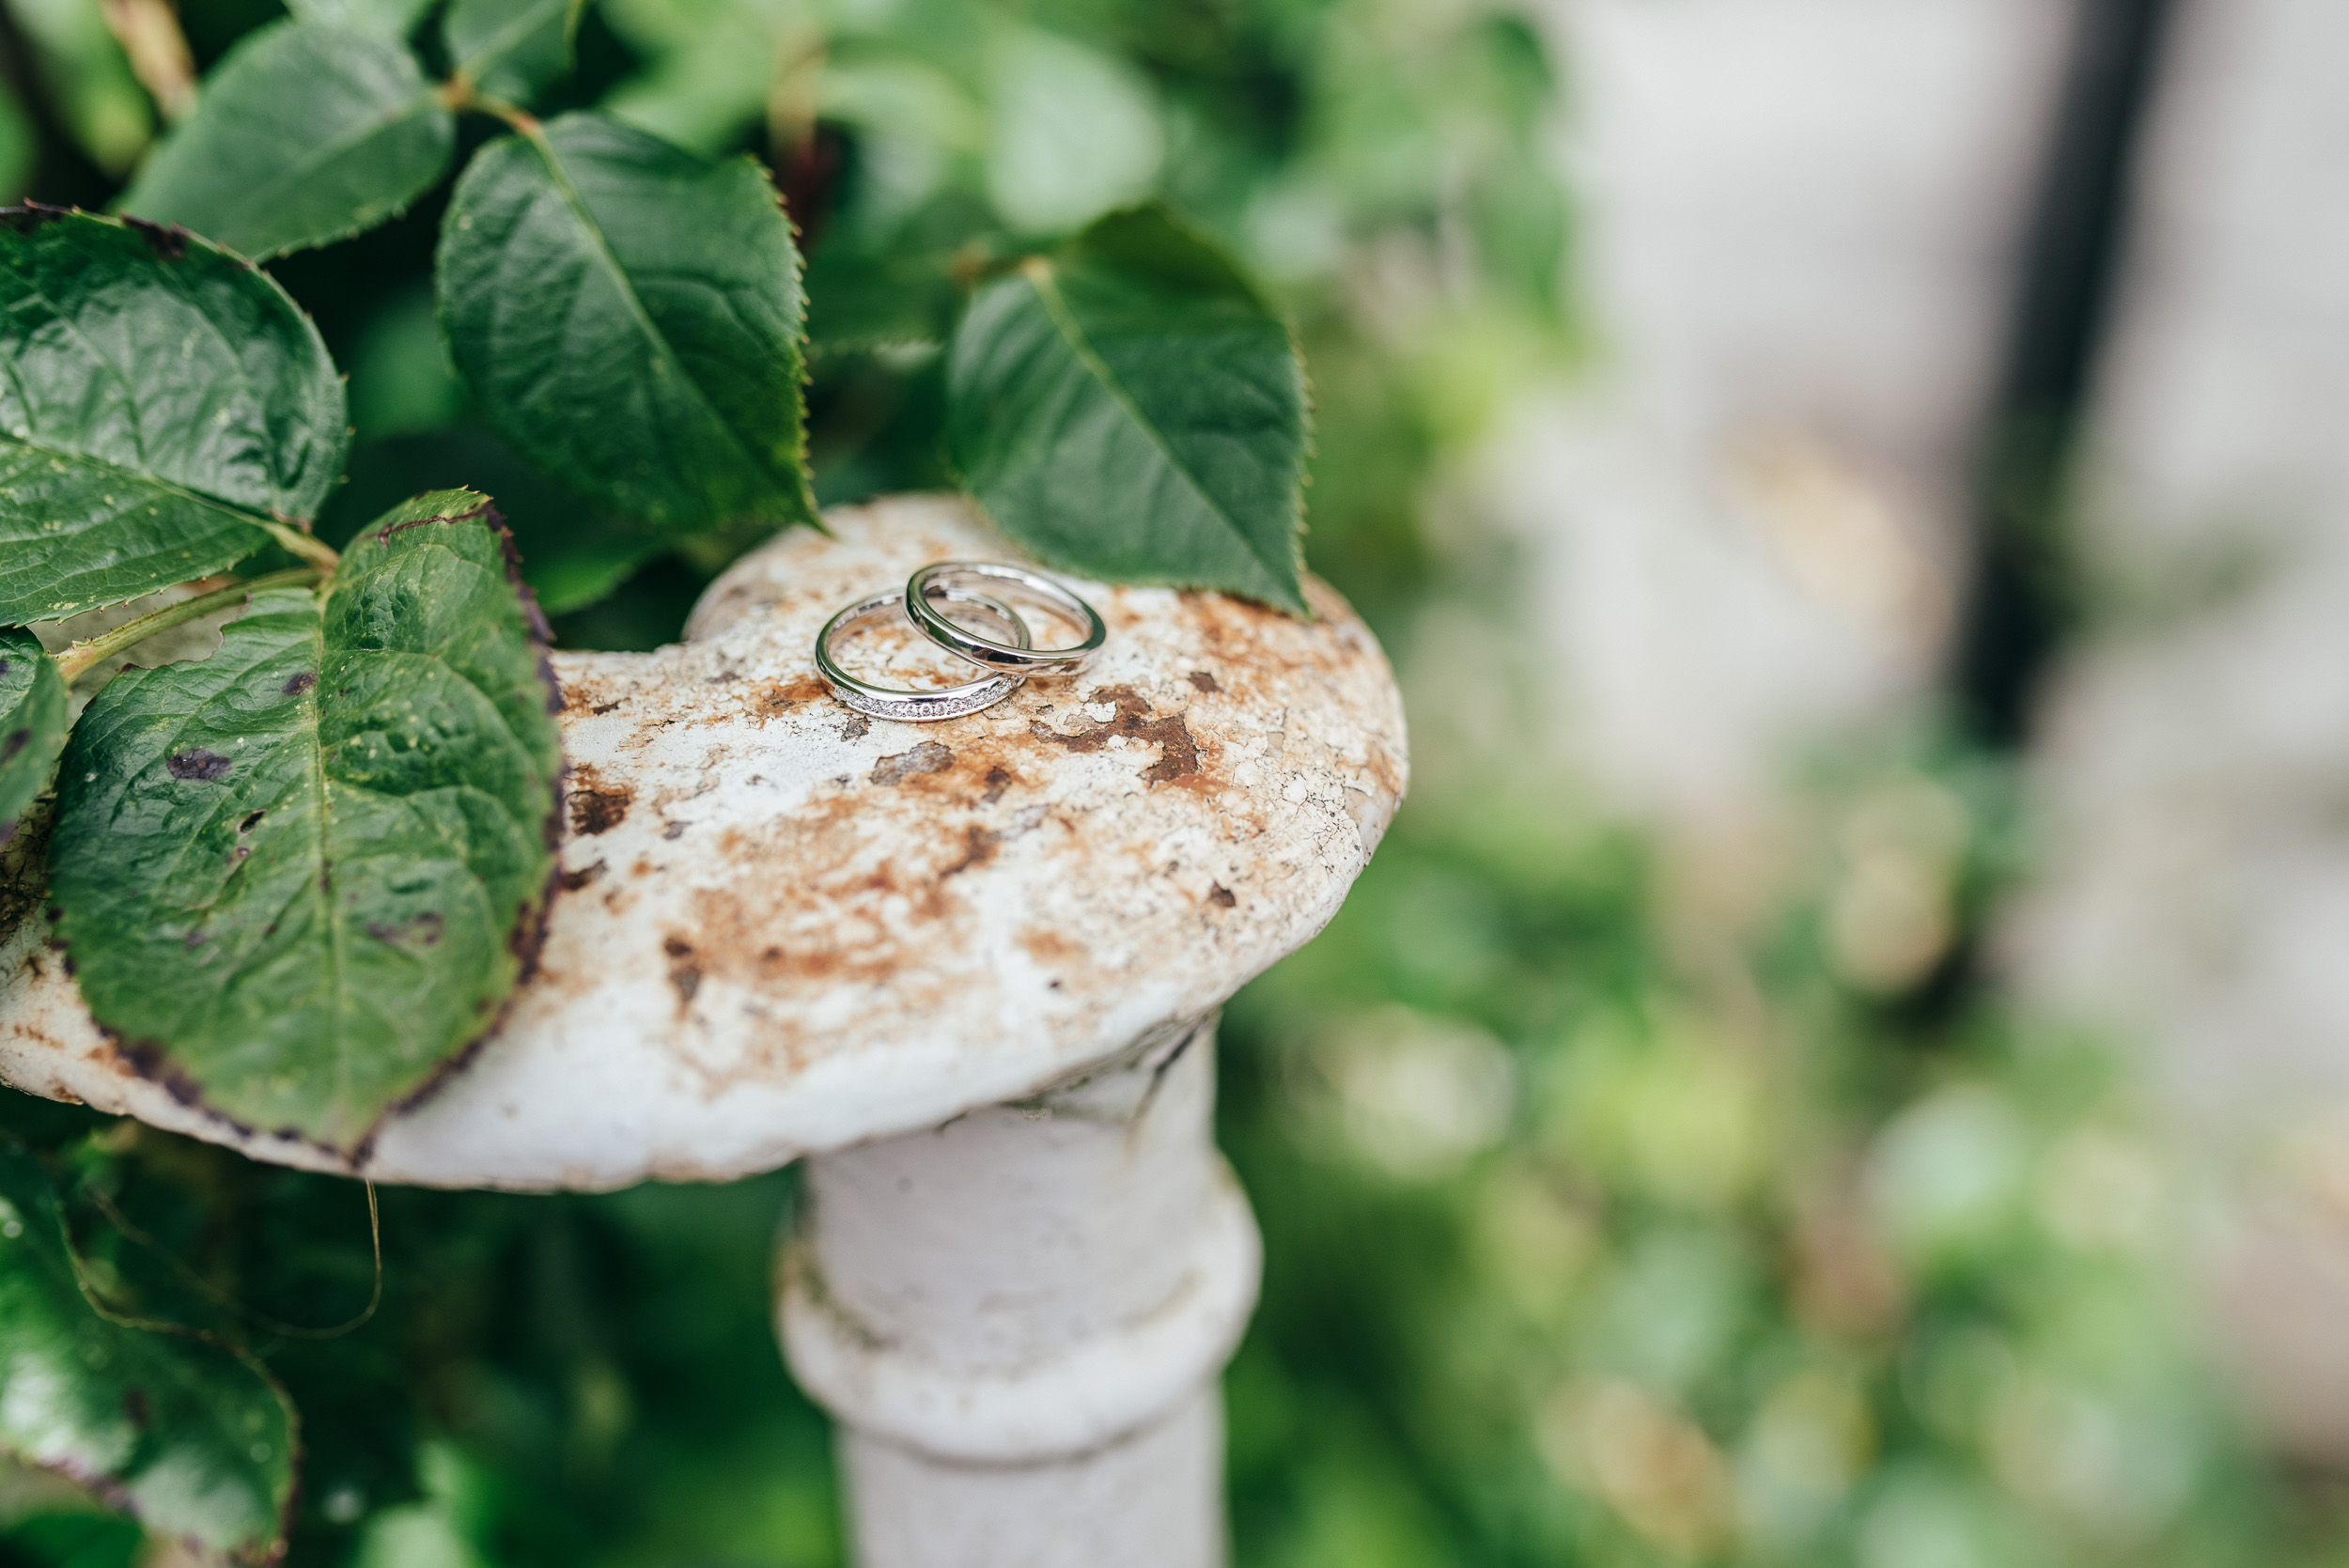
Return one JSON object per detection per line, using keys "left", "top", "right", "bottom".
{"left": 1012, "top": 255, "right": 1308, "bottom": 613}
{"left": 499, "top": 118, "right": 821, "bottom": 532}
{"left": 56, "top": 495, "right": 566, "bottom": 1162}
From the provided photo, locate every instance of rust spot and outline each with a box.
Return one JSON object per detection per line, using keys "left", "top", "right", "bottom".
{"left": 569, "top": 768, "right": 632, "bottom": 835}
{"left": 872, "top": 740, "right": 951, "bottom": 785}
{"left": 981, "top": 767, "right": 1012, "bottom": 806}
{"left": 591, "top": 698, "right": 624, "bottom": 715}
{"left": 282, "top": 671, "right": 317, "bottom": 695}
{"left": 560, "top": 860, "right": 606, "bottom": 892}
{"left": 662, "top": 820, "right": 688, "bottom": 840}
{"left": 754, "top": 675, "right": 829, "bottom": 715}
{"left": 1019, "top": 927, "right": 1083, "bottom": 968}
{"left": 663, "top": 935, "right": 701, "bottom": 1007}
{"left": 938, "top": 824, "right": 1001, "bottom": 880}
{"left": 166, "top": 748, "right": 232, "bottom": 782}
{"left": 1030, "top": 686, "right": 1200, "bottom": 786}
{"left": 1188, "top": 670, "right": 1221, "bottom": 692}
{"left": 841, "top": 713, "right": 870, "bottom": 741}
{"left": 1209, "top": 883, "right": 1236, "bottom": 908}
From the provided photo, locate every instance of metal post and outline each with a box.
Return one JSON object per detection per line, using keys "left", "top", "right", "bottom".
{"left": 780, "top": 1017, "right": 1258, "bottom": 1567}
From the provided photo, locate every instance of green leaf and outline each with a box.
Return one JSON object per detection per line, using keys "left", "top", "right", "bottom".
{"left": 945, "top": 202, "right": 1309, "bottom": 612}
{"left": 803, "top": 237, "right": 967, "bottom": 357}
{"left": 437, "top": 113, "right": 817, "bottom": 535}
{"left": 444, "top": 0, "right": 580, "bottom": 105}
{"left": 0, "top": 630, "right": 67, "bottom": 844}
{"left": 286, "top": 0, "right": 436, "bottom": 39}
{"left": 0, "top": 208, "right": 349, "bottom": 626}
{"left": 117, "top": 22, "right": 456, "bottom": 262}
{"left": 0, "top": 1144, "right": 296, "bottom": 1563}
{"left": 51, "top": 490, "right": 564, "bottom": 1153}
{"left": 323, "top": 427, "right": 666, "bottom": 616}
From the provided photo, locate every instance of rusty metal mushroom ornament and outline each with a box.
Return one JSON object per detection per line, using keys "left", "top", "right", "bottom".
{"left": 0, "top": 494, "right": 1408, "bottom": 1566}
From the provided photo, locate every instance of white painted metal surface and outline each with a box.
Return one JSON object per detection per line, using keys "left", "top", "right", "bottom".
{"left": 785, "top": 1020, "right": 1252, "bottom": 1567}
{"left": 0, "top": 494, "right": 1407, "bottom": 1190}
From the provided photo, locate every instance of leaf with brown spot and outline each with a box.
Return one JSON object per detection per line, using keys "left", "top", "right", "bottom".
{"left": 49, "top": 490, "right": 564, "bottom": 1152}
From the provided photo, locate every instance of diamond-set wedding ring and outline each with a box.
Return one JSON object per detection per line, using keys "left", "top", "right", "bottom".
{"left": 815, "top": 562, "right": 1104, "bottom": 723}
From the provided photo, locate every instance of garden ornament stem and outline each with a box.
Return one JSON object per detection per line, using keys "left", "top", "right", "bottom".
{"left": 0, "top": 495, "right": 1408, "bottom": 1562}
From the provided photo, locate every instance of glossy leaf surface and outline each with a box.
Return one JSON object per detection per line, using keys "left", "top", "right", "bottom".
{"left": 51, "top": 492, "right": 563, "bottom": 1152}
{"left": 946, "top": 204, "right": 1308, "bottom": 612}
{"left": 444, "top": 0, "right": 578, "bottom": 104}
{"left": 0, "top": 210, "right": 348, "bottom": 625}
{"left": 119, "top": 22, "right": 455, "bottom": 262}
{"left": 437, "top": 114, "right": 816, "bottom": 534}
{"left": 0, "top": 1145, "right": 295, "bottom": 1563}
{"left": 0, "top": 629, "right": 65, "bottom": 844}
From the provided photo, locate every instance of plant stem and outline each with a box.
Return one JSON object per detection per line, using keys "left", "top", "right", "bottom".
{"left": 55, "top": 567, "right": 320, "bottom": 682}
{"left": 260, "top": 519, "right": 340, "bottom": 571}
{"left": 443, "top": 75, "right": 540, "bottom": 135}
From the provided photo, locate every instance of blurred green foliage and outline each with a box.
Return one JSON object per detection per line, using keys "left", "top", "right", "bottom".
{"left": 1218, "top": 751, "right": 2343, "bottom": 1567}
{"left": 4, "top": 0, "right": 2342, "bottom": 1564}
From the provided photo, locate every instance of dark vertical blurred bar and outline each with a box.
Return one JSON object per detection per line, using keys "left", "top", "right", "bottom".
{"left": 0, "top": 6, "right": 117, "bottom": 210}
{"left": 1955, "top": 0, "right": 2184, "bottom": 745}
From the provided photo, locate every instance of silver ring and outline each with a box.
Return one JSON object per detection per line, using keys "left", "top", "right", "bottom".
{"left": 905, "top": 561, "right": 1107, "bottom": 676}
{"left": 817, "top": 586, "right": 1033, "bottom": 722}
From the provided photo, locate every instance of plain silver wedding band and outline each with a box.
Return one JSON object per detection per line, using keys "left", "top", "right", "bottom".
{"left": 904, "top": 561, "right": 1107, "bottom": 676}
{"left": 816, "top": 585, "right": 1034, "bottom": 722}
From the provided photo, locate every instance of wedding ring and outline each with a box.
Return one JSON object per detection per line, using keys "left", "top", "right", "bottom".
{"left": 904, "top": 562, "right": 1107, "bottom": 676}
{"left": 817, "top": 585, "right": 1033, "bottom": 722}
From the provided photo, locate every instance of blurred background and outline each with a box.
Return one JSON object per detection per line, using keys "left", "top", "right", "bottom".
{"left": 8, "top": 0, "right": 2349, "bottom": 1562}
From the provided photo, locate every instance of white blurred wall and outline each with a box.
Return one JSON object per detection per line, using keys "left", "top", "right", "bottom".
{"left": 1488, "top": 0, "right": 2067, "bottom": 822}
{"left": 2012, "top": 0, "right": 2349, "bottom": 1128}
{"left": 2001, "top": 0, "right": 2349, "bottom": 1454}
